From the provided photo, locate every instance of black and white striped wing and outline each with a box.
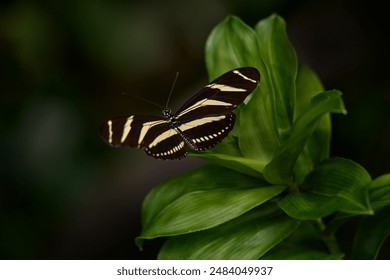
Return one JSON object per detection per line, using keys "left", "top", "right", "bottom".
{"left": 174, "top": 67, "right": 260, "bottom": 150}
{"left": 175, "top": 67, "right": 260, "bottom": 120}
{"left": 100, "top": 116, "right": 187, "bottom": 159}
{"left": 176, "top": 112, "right": 236, "bottom": 151}
{"left": 100, "top": 67, "right": 260, "bottom": 160}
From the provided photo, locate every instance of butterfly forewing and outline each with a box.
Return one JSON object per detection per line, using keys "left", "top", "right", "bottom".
{"left": 176, "top": 67, "right": 260, "bottom": 121}
{"left": 100, "top": 115, "right": 164, "bottom": 147}
{"left": 101, "top": 115, "right": 187, "bottom": 159}
{"left": 100, "top": 67, "right": 260, "bottom": 160}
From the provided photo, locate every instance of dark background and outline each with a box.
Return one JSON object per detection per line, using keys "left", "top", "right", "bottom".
{"left": 1, "top": 0, "right": 389, "bottom": 259}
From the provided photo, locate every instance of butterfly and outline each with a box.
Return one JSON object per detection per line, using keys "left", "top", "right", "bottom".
{"left": 100, "top": 67, "right": 260, "bottom": 160}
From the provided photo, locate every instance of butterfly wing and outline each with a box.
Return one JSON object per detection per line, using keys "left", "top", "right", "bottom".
{"left": 100, "top": 67, "right": 260, "bottom": 159}
{"left": 174, "top": 67, "right": 260, "bottom": 150}
{"left": 100, "top": 115, "right": 187, "bottom": 159}
{"left": 175, "top": 67, "right": 260, "bottom": 120}
{"left": 177, "top": 112, "right": 236, "bottom": 151}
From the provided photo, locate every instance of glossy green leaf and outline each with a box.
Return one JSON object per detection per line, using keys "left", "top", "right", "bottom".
{"left": 205, "top": 14, "right": 265, "bottom": 159}
{"left": 294, "top": 64, "right": 330, "bottom": 183}
{"left": 369, "top": 174, "right": 390, "bottom": 210}
{"left": 254, "top": 14, "right": 297, "bottom": 139}
{"left": 262, "top": 220, "right": 343, "bottom": 259}
{"left": 320, "top": 175, "right": 390, "bottom": 236}
{"left": 200, "top": 135, "right": 242, "bottom": 157}
{"left": 189, "top": 136, "right": 266, "bottom": 178}
{"left": 295, "top": 64, "right": 325, "bottom": 117}
{"left": 136, "top": 165, "right": 285, "bottom": 247}
{"left": 278, "top": 193, "right": 345, "bottom": 220}
{"left": 158, "top": 208, "right": 299, "bottom": 259}
{"left": 239, "top": 14, "right": 298, "bottom": 163}
{"left": 351, "top": 175, "right": 390, "bottom": 259}
{"left": 140, "top": 165, "right": 264, "bottom": 229}
{"left": 190, "top": 151, "right": 266, "bottom": 179}
{"left": 205, "top": 16, "right": 262, "bottom": 80}
{"left": 205, "top": 14, "right": 298, "bottom": 164}
{"left": 204, "top": 15, "right": 265, "bottom": 160}
{"left": 352, "top": 205, "right": 390, "bottom": 259}
{"left": 264, "top": 90, "right": 346, "bottom": 184}
{"left": 139, "top": 186, "right": 285, "bottom": 240}
{"left": 278, "top": 157, "right": 373, "bottom": 219}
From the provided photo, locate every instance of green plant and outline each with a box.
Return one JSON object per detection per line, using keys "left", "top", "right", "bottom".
{"left": 135, "top": 14, "right": 390, "bottom": 259}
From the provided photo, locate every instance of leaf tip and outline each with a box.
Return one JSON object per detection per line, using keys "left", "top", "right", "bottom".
{"left": 135, "top": 237, "right": 144, "bottom": 251}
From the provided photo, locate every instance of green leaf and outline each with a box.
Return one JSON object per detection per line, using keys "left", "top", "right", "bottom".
{"left": 239, "top": 14, "right": 298, "bottom": 163}
{"left": 262, "top": 220, "right": 343, "bottom": 259}
{"left": 351, "top": 175, "right": 390, "bottom": 259}
{"left": 189, "top": 136, "right": 266, "bottom": 179}
{"left": 294, "top": 64, "right": 331, "bottom": 183}
{"left": 205, "top": 16, "right": 262, "bottom": 80}
{"left": 322, "top": 175, "right": 390, "bottom": 235}
{"left": 189, "top": 151, "right": 266, "bottom": 179}
{"left": 136, "top": 165, "right": 285, "bottom": 247}
{"left": 352, "top": 205, "right": 390, "bottom": 259}
{"left": 254, "top": 13, "right": 297, "bottom": 139}
{"left": 140, "top": 165, "right": 265, "bottom": 228}
{"left": 200, "top": 135, "right": 242, "bottom": 157}
{"left": 369, "top": 174, "right": 390, "bottom": 210}
{"left": 278, "top": 157, "right": 373, "bottom": 219}
{"left": 140, "top": 187, "right": 285, "bottom": 238}
{"left": 264, "top": 90, "right": 346, "bottom": 184}
{"left": 158, "top": 207, "right": 299, "bottom": 259}
{"left": 204, "top": 14, "right": 298, "bottom": 164}
{"left": 204, "top": 15, "right": 265, "bottom": 160}
{"left": 205, "top": 16, "right": 262, "bottom": 159}
{"left": 295, "top": 64, "right": 324, "bottom": 117}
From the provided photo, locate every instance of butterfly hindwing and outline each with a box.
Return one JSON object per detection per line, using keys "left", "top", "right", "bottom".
{"left": 177, "top": 112, "right": 236, "bottom": 151}
{"left": 144, "top": 131, "right": 187, "bottom": 159}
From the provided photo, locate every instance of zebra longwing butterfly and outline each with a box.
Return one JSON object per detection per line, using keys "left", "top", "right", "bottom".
{"left": 100, "top": 67, "right": 260, "bottom": 160}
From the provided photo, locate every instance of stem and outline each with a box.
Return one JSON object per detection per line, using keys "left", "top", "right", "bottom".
{"left": 317, "top": 219, "right": 341, "bottom": 254}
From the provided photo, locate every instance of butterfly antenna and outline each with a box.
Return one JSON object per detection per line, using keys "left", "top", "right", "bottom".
{"left": 165, "top": 72, "right": 179, "bottom": 109}
{"left": 121, "top": 92, "right": 163, "bottom": 109}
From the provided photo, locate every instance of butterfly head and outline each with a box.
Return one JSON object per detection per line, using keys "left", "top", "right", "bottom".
{"left": 162, "top": 107, "right": 173, "bottom": 118}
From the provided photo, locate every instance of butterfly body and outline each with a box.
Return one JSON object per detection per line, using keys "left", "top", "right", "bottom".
{"left": 101, "top": 67, "right": 260, "bottom": 160}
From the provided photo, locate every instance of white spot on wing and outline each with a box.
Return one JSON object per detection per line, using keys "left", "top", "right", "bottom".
{"left": 206, "top": 83, "right": 247, "bottom": 92}
{"left": 177, "top": 99, "right": 232, "bottom": 118}
{"left": 179, "top": 115, "right": 226, "bottom": 132}
{"left": 120, "top": 117, "right": 134, "bottom": 143}
{"left": 233, "top": 70, "right": 257, "bottom": 83}
{"left": 108, "top": 120, "right": 113, "bottom": 144}
{"left": 164, "top": 141, "right": 185, "bottom": 157}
